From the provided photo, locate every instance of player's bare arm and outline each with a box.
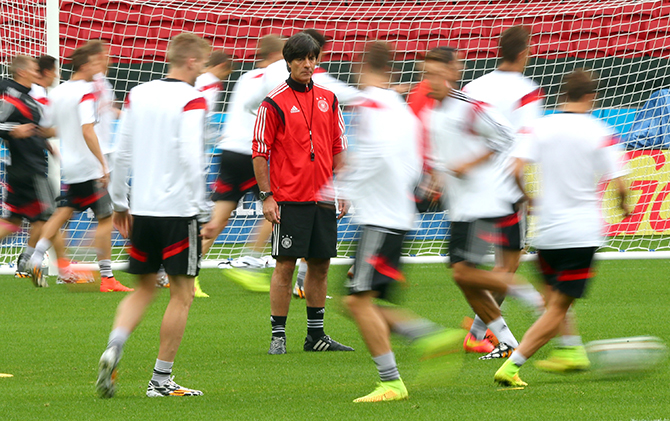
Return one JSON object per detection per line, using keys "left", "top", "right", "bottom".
{"left": 82, "top": 123, "right": 109, "bottom": 187}
{"left": 253, "top": 156, "right": 279, "bottom": 224}
{"left": 333, "top": 151, "right": 349, "bottom": 219}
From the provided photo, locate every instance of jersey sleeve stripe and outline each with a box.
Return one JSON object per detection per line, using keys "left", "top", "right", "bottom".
{"left": 183, "top": 97, "right": 207, "bottom": 112}
{"left": 35, "top": 97, "right": 49, "bottom": 105}
{"left": 517, "top": 88, "right": 544, "bottom": 109}
{"left": 198, "top": 82, "right": 222, "bottom": 92}
{"left": 1, "top": 94, "right": 32, "bottom": 119}
{"left": 80, "top": 92, "right": 97, "bottom": 103}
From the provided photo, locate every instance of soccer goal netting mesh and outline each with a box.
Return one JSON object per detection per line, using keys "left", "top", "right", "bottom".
{"left": 1, "top": 0, "right": 670, "bottom": 268}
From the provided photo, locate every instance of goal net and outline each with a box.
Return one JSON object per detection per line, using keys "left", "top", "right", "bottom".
{"left": 2, "top": 0, "right": 670, "bottom": 269}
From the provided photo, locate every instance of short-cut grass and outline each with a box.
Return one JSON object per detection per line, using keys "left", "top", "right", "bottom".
{"left": 0, "top": 260, "right": 668, "bottom": 420}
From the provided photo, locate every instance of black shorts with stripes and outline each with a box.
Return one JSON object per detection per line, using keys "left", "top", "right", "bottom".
{"left": 271, "top": 203, "right": 337, "bottom": 259}
{"left": 211, "top": 150, "right": 259, "bottom": 203}
{"left": 4, "top": 173, "right": 55, "bottom": 222}
{"left": 58, "top": 179, "right": 113, "bottom": 219}
{"left": 127, "top": 216, "right": 201, "bottom": 277}
{"left": 537, "top": 247, "right": 597, "bottom": 298}
{"left": 346, "top": 225, "right": 407, "bottom": 302}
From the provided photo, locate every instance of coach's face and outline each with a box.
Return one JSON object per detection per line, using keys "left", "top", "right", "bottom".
{"left": 289, "top": 55, "right": 316, "bottom": 85}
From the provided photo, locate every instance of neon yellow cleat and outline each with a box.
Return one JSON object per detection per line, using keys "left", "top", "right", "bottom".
{"left": 413, "top": 329, "right": 466, "bottom": 388}
{"left": 224, "top": 268, "right": 270, "bottom": 292}
{"left": 353, "top": 379, "right": 408, "bottom": 403}
{"left": 534, "top": 346, "right": 590, "bottom": 373}
{"left": 494, "top": 358, "right": 528, "bottom": 387}
{"left": 194, "top": 277, "right": 209, "bottom": 298}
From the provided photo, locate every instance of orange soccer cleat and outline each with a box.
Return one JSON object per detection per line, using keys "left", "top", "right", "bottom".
{"left": 100, "top": 276, "right": 134, "bottom": 292}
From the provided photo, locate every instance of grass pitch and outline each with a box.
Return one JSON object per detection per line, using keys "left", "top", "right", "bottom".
{"left": 1, "top": 260, "right": 669, "bottom": 420}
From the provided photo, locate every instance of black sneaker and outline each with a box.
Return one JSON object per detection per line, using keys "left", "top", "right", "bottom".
{"left": 304, "top": 334, "right": 354, "bottom": 352}
{"left": 15, "top": 253, "right": 30, "bottom": 278}
{"left": 479, "top": 342, "right": 515, "bottom": 360}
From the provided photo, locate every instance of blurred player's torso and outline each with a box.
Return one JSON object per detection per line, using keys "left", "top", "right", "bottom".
{"left": 219, "top": 67, "right": 264, "bottom": 154}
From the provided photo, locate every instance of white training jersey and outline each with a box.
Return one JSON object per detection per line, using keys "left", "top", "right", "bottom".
{"left": 219, "top": 67, "right": 265, "bottom": 154}
{"left": 111, "top": 79, "right": 209, "bottom": 219}
{"left": 343, "top": 86, "right": 422, "bottom": 231}
{"left": 427, "top": 90, "right": 516, "bottom": 221}
{"left": 245, "top": 60, "right": 362, "bottom": 111}
{"left": 513, "top": 112, "right": 626, "bottom": 249}
{"left": 29, "top": 83, "right": 51, "bottom": 126}
{"left": 464, "top": 70, "right": 544, "bottom": 207}
{"left": 195, "top": 71, "right": 223, "bottom": 148}
{"left": 92, "top": 73, "right": 116, "bottom": 155}
{"left": 48, "top": 79, "right": 104, "bottom": 184}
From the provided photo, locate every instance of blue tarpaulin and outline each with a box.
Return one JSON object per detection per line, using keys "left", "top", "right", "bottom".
{"left": 625, "top": 89, "right": 670, "bottom": 149}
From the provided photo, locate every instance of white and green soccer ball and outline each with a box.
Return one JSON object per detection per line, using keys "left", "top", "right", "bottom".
{"left": 585, "top": 336, "right": 668, "bottom": 375}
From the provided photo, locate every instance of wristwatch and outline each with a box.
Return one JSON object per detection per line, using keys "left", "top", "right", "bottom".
{"left": 259, "top": 191, "right": 273, "bottom": 201}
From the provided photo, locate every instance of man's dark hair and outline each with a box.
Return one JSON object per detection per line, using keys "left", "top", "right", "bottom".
{"left": 302, "top": 29, "right": 327, "bottom": 48}
{"left": 499, "top": 25, "right": 530, "bottom": 63}
{"left": 37, "top": 55, "right": 56, "bottom": 75}
{"left": 283, "top": 32, "right": 320, "bottom": 64}
{"left": 207, "top": 50, "right": 231, "bottom": 68}
{"left": 71, "top": 45, "right": 94, "bottom": 72}
{"left": 364, "top": 41, "right": 391, "bottom": 73}
{"left": 424, "top": 46, "right": 457, "bottom": 66}
{"left": 562, "top": 68, "right": 598, "bottom": 102}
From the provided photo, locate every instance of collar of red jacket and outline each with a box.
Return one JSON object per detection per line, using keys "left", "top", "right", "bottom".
{"left": 286, "top": 76, "right": 314, "bottom": 93}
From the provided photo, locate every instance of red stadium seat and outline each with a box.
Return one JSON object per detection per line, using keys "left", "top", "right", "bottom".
{"left": 123, "top": 39, "right": 169, "bottom": 61}
{"left": 410, "top": 20, "right": 451, "bottom": 40}
{"left": 230, "top": 25, "right": 263, "bottom": 39}
{"left": 322, "top": 40, "right": 365, "bottom": 62}
{"left": 571, "top": 37, "right": 609, "bottom": 58}
{"left": 608, "top": 35, "right": 647, "bottom": 58}
{"left": 373, "top": 21, "right": 412, "bottom": 41}
{"left": 59, "top": 4, "right": 104, "bottom": 26}
{"left": 566, "top": 18, "right": 606, "bottom": 37}
{"left": 391, "top": 39, "right": 427, "bottom": 60}
{"left": 337, "top": 21, "right": 374, "bottom": 41}
{"left": 607, "top": 17, "right": 646, "bottom": 36}
{"left": 532, "top": 35, "right": 571, "bottom": 58}
{"left": 77, "top": 21, "right": 114, "bottom": 41}
{"left": 459, "top": 38, "right": 498, "bottom": 59}
{"left": 191, "top": 22, "right": 225, "bottom": 38}
{"left": 647, "top": 35, "right": 670, "bottom": 57}
{"left": 450, "top": 20, "right": 487, "bottom": 39}
{"left": 259, "top": 19, "right": 295, "bottom": 37}
{"left": 529, "top": 19, "right": 566, "bottom": 35}
{"left": 105, "top": 1, "right": 142, "bottom": 24}
{"left": 59, "top": 38, "right": 80, "bottom": 60}
{"left": 311, "top": 21, "right": 338, "bottom": 40}
{"left": 111, "top": 25, "right": 155, "bottom": 45}
{"left": 645, "top": 17, "right": 670, "bottom": 34}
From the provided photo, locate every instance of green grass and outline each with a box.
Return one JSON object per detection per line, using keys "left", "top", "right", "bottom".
{"left": 1, "top": 260, "right": 669, "bottom": 420}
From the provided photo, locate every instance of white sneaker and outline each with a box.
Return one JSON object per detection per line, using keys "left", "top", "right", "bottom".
{"left": 231, "top": 255, "right": 266, "bottom": 269}
{"left": 96, "top": 346, "right": 121, "bottom": 398}
{"left": 146, "top": 377, "right": 203, "bottom": 397}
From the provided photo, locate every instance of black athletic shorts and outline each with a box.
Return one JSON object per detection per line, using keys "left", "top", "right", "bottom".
{"left": 272, "top": 203, "right": 337, "bottom": 259}
{"left": 537, "top": 247, "right": 597, "bottom": 298}
{"left": 4, "top": 173, "right": 55, "bottom": 222}
{"left": 127, "top": 216, "right": 201, "bottom": 277}
{"left": 211, "top": 150, "right": 259, "bottom": 203}
{"left": 448, "top": 219, "right": 499, "bottom": 266}
{"left": 347, "top": 225, "right": 406, "bottom": 301}
{"left": 494, "top": 208, "right": 526, "bottom": 251}
{"left": 58, "top": 179, "right": 113, "bottom": 219}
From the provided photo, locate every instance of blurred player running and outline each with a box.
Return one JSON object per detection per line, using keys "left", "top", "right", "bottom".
{"left": 495, "top": 69, "right": 629, "bottom": 386}
{"left": 424, "top": 47, "right": 544, "bottom": 359}
{"left": 29, "top": 45, "right": 132, "bottom": 292}
{"left": 200, "top": 36, "right": 284, "bottom": 293}
{"left": 97, "top": 33, "right": 211, "bottom": 398}
{"left": 459, "top": 26, "right": 545, "bottom": 354}
{"left": 342, "top": 42, "right": 465, "bottom": 403}
{"left": 0, "top": 56, "right": 56, "bottom": 286}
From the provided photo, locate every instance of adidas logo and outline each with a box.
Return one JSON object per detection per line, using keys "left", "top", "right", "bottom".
{"left": 290, "top": 105, "right": 300, "bottom": 113}
{"left": 317, "top": 308, "right": 325, "bottom": 314}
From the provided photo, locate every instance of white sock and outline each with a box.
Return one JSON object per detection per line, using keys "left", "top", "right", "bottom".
{"left": 99, "top": 259, "right": 113, "bottom": 278}
{"left": 24, "top": 246, "right": 35, "bottom": 256}
{"left": 510, "top": 350, "right": 527, "bottom": 366}
{"left": 487, "top": 317, "right": 519, "bottom": 348}
{"left": 107, "top": 327, "right": 130, "bottom": 350}
{"left": 30, "top": 238, "right": 51, "bottom": 266}
{"left": 392, "top": 318, "right": 439, "bottom": 341}
{"left": 559, "top": 335, "right": 583, "bottom": 347}
{"left": 507, "top": 284, "right": 544, "bottom": 314}
{"left": 152, "top": 359, "right": 173, "bottom": 384}
{"left": 470, "top": 316, "right": 488, "bottom": 340}
{"left": 296, "top": 260, "right": 307, "bottom": 287}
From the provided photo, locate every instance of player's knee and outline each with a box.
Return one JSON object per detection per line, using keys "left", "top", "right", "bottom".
{"left": 451, "top": 263, "right": 471, "bottom": 287}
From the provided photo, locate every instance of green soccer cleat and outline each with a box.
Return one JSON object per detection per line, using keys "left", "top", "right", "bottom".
{"left": 353, "top": 379, "right": 408, "bottom": 403}
{"left": 193, "top": 276, "right": 209, "bottom": 298}
{"left": 413, "top": 329, "right": 466, "bottom": 387}
{"left": 534, "top": 346, "right": 590, "bottom": 373}
{"left": 494, "top": 358, "right": 528, "bottom": 387}
{"left": 224, "top": 268, "right": 270, "bottom": 292}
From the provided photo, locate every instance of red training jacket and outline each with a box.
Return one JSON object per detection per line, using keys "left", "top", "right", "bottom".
{"left": 253, "top": 77, "right": 347, "bottom": 203}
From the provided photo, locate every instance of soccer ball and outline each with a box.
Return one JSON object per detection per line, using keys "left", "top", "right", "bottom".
{"left": 585, "top": 336, "right": 668, "bottom": 375}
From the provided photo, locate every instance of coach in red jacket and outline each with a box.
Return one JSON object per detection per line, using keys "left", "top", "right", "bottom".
{"left": 253, "top": 32, "right": 353, "bottom": 355}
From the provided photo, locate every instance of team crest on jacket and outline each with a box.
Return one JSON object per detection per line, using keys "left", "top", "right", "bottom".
{"left": 281, "top": 235, "right": 293, "bottom": 249}
{"left": 317, "top": 99, "right": 329, "bottom": 112}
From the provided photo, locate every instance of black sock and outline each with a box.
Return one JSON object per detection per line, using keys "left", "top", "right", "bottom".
{"left": 307, "top": 306, "right": 325, "bottom": 339}
{"left": 271, "top": 315, "right": 287, "bottom": 338}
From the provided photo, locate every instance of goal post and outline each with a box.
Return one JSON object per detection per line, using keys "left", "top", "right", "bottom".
{"left": 2, "top": 1, "right": 670, "bottom": 274}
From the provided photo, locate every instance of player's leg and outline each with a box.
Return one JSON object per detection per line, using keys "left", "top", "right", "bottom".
{"left": 302, "top": 205, "right": 353, "bottom": 352}
{"left": 201, "top": 200, "right": 238, "bottom": 255}
{"left": 268, "top": 256, "right": 297, "bottom": 354}
{"left": 29, "top": 206, "right": 74, "bottom": 285}
{"left": 14, "top": 220, "right": 42, "bottom": 276}
{"left": 96, "top": 215, "right": 133, "bottom": 292}
{"left": 0, "top": 218, "right": 24, "bottom": 273}
{"left": 293, "top": 258, "right": 307, "bottom": 298}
